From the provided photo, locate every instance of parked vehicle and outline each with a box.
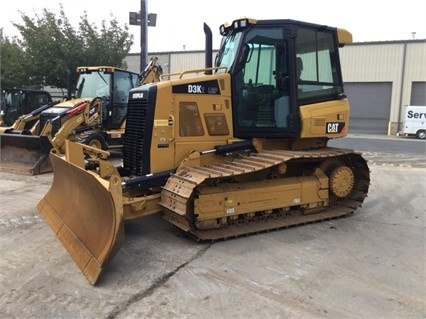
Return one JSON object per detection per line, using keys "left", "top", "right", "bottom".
{"left": 398, "top": 105, "right": 426, "bottom": 139}
{"left": 0, "top": 88, "right": 53, "bottom": 127}
{"left": 0, "top": 60, "right": 162, "bottom": 175}
{"left": 38, "top": 18, "right": 370, "bottom": 284}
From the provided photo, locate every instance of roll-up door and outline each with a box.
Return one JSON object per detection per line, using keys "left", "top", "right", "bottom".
{"left": 344, "top": 82, "right": 392, "bottom": 134}
{"left": 410, "top": 82, "right": 426, "bottom": 105}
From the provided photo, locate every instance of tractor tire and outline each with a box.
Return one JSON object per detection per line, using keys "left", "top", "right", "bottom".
{"left": 76, "top": 131, "right": 108, "bottom": 150}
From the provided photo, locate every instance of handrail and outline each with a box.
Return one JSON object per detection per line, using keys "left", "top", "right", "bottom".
{"left": 161, "top": 66, "right": 228, "bottom": 80}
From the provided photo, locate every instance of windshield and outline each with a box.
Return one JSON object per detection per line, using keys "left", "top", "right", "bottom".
{"left": 76, "top": 72, "right": 110, "bottom": 98}
{"left": 3, "top": 92, "right": 18, "bottom": 108}
{"left": 215, "top": 31, "right": 243, "bottom": 73}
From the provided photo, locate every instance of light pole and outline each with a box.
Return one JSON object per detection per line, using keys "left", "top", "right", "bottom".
{"left": 129, "top": 0, "right": 157, "bottom": 72}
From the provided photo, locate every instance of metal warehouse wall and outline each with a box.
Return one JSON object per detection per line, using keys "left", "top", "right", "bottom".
{"left": 339, "top": 40, "right": 426, "bottom": 134}
{"left": 125, "top": 51, "right": 218, "bottom": 78}
{"left": 125, "top": 53, "right": 171, "bottom": 75}
{"left": 125, "top": 40, "right": 426, "bottom": 135}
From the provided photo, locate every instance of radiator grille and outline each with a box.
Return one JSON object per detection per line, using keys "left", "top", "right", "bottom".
{"left": 39, "top": 113, "right": 62, "bottom": 136}
{"left": 123, "top": 95, "right": 148, "bottom": 175}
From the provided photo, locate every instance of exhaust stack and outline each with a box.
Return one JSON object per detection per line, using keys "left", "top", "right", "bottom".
{"left": 204, "top": 22, "right": 213, "bottom": 74}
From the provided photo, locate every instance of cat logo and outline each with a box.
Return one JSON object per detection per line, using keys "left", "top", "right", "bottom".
{"left": 89, "top": 105, "right": 97, "bottom": 115}
{"left": 326, "top": 122, "right": 344, "bottom": 134}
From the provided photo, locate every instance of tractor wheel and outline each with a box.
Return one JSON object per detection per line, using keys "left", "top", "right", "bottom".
{"left": 76, "top": 131, "right": 108, "bottom": 150}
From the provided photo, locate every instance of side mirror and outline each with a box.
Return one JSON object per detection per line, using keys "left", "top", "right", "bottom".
{"left": 235, "top": 44, "right": 250, "bottom": 73}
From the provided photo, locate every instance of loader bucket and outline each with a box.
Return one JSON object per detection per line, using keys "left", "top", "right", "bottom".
{"left": 37, "top": 149, "right": 124, "bottom": 285}
{"left": 0, "top": 134, "right": 52, "bottom": 175}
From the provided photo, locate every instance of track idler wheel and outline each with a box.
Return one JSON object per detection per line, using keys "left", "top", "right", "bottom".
{"left": 329, "top": 166, "right": 354, "bottom": 197}
{"left": 320, "top": 158, "right": 355, "bottom": 199}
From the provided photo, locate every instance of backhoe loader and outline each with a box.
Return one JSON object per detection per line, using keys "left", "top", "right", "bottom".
{"left": 0, "top": 58, "right": 162, "bottom": 175}
{"left": 0, "top": 88, "right": 53, "bottom": 127}
{"left": 38, "top": 18, "right": 370, "bottom": 285}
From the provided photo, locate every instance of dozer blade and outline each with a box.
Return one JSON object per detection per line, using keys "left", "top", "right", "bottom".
{"left": 0, "top": 134, "right": 52, "bottom": 175}
{"left": 37, "top": 149, "right": 124, "bottom": 285}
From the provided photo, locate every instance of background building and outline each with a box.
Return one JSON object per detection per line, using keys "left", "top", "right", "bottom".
{"left": 125, "top": 39, "right": 426, "bottom": 136}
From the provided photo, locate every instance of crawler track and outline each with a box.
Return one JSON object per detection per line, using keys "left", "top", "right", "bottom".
{"left": 161, "top": 147, "right": 370, "bottom": 241}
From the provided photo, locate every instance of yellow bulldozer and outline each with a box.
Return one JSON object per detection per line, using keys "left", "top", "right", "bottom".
{"left": 0, "top": 58, "right": 162, "bottom": 175}
{"left": 37, "top": 18, "right": 370, "bottom": 284}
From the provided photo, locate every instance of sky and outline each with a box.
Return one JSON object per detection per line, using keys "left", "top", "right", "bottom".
{"left": 1, "top": 0, "right": 425, "bottom": 53}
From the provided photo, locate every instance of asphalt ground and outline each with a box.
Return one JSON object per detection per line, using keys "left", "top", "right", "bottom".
{"left": 0, "top": 135, "right": 424, "bottom": 319}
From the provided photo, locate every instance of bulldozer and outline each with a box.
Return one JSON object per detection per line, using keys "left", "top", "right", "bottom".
{"left": 0, "top": 59, "right": 162, "bottom": 175}
{"left": 37, "top": 18, "right": 371, "bottom": 285}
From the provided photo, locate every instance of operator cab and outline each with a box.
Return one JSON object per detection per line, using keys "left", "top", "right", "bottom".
{"left": 215, "top": 18, "right": 347, "bottom": 139}
{"left": 75, "top": 67, "right": 139, "bottom": 130}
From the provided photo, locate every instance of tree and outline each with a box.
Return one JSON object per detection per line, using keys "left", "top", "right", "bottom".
{"left": 0, "top": 35, "right": 35, "bottom": 88}
{"left": 5, "top": 4, "right": 134, "bottom": 89}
